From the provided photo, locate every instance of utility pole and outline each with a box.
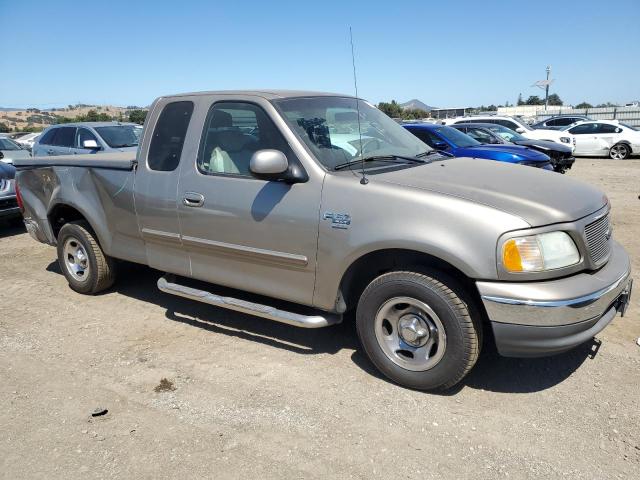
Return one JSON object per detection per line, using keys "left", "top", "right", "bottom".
{"left": 532, "top": 66, "right": 554, "bottom": 111}
{"left": 545, "top": 65, "right": 551, "bottom": 110}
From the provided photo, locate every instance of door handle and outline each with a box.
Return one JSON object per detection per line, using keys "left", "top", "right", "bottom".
{"left": 47, "top": 149, "right": 54, "bottom": 155}
{"left": 183, "top": 192, "right": 205, "bottom": 207}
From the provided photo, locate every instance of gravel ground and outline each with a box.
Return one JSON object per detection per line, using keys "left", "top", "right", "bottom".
{"left": 1, "top": 158, "right": 639, "bottom": 479}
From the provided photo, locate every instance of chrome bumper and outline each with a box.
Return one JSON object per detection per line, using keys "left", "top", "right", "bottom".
{"left": 477, "top": 241, "right": 631, "bottom": 327}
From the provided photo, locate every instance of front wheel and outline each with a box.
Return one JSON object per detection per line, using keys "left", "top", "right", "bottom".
{"left": 609, "top": 143, "right": 630, "bottom": 160}
{"left": 356, "top": 271, "right": 481, "bottom": 391}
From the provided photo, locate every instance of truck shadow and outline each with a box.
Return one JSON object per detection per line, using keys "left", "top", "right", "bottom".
{"left": 47, "top": 260, "right": 594, "bottom": 393}
{"left": 47, "top": 260, "right": 358, "bottom": 356}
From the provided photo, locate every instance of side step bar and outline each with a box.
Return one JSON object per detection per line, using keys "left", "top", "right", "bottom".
{"left": 157, "top": 276, "right": 342, "bottom": 328}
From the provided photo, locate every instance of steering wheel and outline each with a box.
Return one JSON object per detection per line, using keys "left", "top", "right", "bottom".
{"left": 354, "top": 137, "right": 382, "bottom": 156}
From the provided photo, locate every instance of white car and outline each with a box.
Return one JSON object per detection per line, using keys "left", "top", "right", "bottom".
{"left": 563, "top": 120, "right": 640, "bottom": 159}
{"left": 14, "top": 132, "right": 41, "bottom": 150}
{"left": 449, "top": 115, "right": 575, "bottom": 149}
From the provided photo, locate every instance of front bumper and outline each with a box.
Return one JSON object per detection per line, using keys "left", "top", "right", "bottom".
{"left": 477, "top": 241, "right": 632, "bottom": 357}
{"left": 551, "top": 155, "right": 575, "bottom": 172}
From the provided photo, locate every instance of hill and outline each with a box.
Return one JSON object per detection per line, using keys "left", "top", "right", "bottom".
{"left": 0, "top": 104, "right": 145, "bottom": 132}
{"left": 400, "top": 99, "right": 435, "bottom": 111}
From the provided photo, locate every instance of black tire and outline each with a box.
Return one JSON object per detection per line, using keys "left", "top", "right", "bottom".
{"left": 56, "top": 221, "right": 116, "bottom": 294}
{"left": 609, "top": 143, "right": 630, "bottom": 160}
{"left": 356, "top": 271, "right": 481, "bottom": 391}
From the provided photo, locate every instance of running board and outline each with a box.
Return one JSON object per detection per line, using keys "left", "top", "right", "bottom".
{"left": 157, "top": 276, "right": 342, "bottom": 328}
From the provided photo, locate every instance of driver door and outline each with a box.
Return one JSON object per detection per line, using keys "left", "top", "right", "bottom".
{"left": 177, "top": 99, "right": 322, "bottom": 306}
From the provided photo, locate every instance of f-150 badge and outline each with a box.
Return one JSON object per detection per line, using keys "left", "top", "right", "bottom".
{"left": 324, "top": 212, "right": 351, "bottom": 229}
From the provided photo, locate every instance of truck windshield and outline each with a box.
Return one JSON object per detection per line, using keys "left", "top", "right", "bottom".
{"left": 94, "top": 125, "right": 140, "bottom": 148}
{"left": 272, "top": 97, "right": 432, "bottom": 171}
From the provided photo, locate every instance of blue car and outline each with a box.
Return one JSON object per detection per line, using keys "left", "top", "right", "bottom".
{"left": 403, "top": 123, "right": 553, "bottom": 170}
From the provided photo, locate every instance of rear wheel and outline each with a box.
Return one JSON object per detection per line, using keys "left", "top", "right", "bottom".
{"left": 56, "top": 221, "right": 116, "bottom": 294}
{"left": 609, "top": 143, "right": 630, "bottom": 160}
{"left": 356, "top": 271, "right": 481, "bottom": 391}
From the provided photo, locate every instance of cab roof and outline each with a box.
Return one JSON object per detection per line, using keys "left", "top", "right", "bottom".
{"left": 161, "top": 90, "right": 355, "bottom": 100}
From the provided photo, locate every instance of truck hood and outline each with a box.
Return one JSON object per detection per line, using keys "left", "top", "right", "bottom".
{"left": 376, "top": 157, "right": 606, "bottom": 226}
{"left": 512, "top": 139, "right": 573, "bottom": 153}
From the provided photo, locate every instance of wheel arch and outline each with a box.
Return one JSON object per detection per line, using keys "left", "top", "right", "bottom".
{"left": 337, "top": 248, "right": 481, "bottom": 313}
{"left": 47, "top": 202, "right": 106, "bottom": 250}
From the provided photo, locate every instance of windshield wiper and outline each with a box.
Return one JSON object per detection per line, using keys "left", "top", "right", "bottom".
{"left": 112, "top": 144, "right": 138, "bottom": 148}
{"left": 417, "top": 149, "right": 454, "bottom": 158}
{"left": 334, "top": 155, "right": 425, "bottom": 171}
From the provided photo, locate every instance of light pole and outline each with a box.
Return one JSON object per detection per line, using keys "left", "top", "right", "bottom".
{"left": 545, "top": 65, "right": 551, "bottom": 110}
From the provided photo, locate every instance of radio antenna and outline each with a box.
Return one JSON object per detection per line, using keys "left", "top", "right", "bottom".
{"left": 349, "top": 26, "right": 368, "bottom": 185}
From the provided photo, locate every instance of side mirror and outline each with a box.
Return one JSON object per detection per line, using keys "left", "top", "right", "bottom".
{"left": 82, "top": 139, "right": 100, "bottom": 149}
{"left": 432, "top": 141, "right": 448, "bottom": 150}
{"left": 515, "top": 127, "right": 526, "bottom": 133}
{"left": 249, "top": 149, "right": 307, "bottom": 184}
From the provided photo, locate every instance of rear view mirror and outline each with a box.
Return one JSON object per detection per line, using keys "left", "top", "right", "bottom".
{"left": 82, "top": 139, "right": 100, "bottom": 149}
{"left": 432, "top": 141, "right": 448, "bottom": 150}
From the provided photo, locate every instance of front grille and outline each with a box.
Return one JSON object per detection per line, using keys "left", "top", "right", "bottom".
{"left": 584, "top": 214, "right": 611, "bottom": 263}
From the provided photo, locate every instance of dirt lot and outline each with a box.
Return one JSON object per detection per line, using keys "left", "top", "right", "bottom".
{"left": 1, "top": 158, "right": 639, "bottom": 479}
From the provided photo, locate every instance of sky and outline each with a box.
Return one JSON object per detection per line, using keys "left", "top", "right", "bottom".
{"left": 1, "top": 0, "right": 638, "bottom": 109}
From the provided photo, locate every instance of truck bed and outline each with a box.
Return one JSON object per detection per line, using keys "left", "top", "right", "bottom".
{"left": 13, "top": 151, "right": 137, "bottom": 170}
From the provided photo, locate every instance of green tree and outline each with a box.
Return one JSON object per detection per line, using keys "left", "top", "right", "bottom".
{"left": 575, "top": 102, "right": 593, "bottom": 109}
{"left": 525, "top": 95, "right": 544, "bottom": 105}
{"left": 517, "top": 93, "right": 524, "bottom": 106}
{"left": 547, "top": 93, "right": 563, "bottom": 106}
{"left": 377, "top": 100, "right": 404, "bottom": 118}
{"left": 128, "top": 109, "right": 147, "bottom": 125}
{"left": 0, "top": 122, "right": 10, "bottom": 133}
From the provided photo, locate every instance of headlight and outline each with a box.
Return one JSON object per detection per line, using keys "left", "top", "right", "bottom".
{"left": 502, "top": 231, "right": 580, "bottom": 272}
{"left": 560, "top": 137, "right": 571, "bottom": 143}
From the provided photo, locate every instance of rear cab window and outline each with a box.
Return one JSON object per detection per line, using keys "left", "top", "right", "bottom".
{"left": 148, "top": 101, "right": 194, "bottom": 171}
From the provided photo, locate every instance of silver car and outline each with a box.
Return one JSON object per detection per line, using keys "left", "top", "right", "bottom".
{"left": 0, "top": 161, "right": 20, "bottom": 221}
{"left": 32, "top": 122, "right": 140, "bottom": 157}
{"left": 0, "top": 136, "right": 31, "bottom": 164}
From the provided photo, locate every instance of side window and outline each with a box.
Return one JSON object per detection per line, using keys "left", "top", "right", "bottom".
{"left": 53, "top": 127, "right": 76, "bottom": 147}
{"left": 409, "top": 129, "right": 443, "bottom": 148}
{"left": 557, "top": 118, "right": 575, "bottom": 126}
{"left": 76, "top": 128, "right": 99, "bottom": 148}
{"left": 198, "top": 102, "right": 293, "bottom": 177}
{"left": 467, "top": 128, "right": 494, "bottom": 143}
{"left": 596, "top": 123, "right": 618, "bottom": 134}
{"left": 569, "top": 124, "right": 595, "bottom": 135}
{"left": 39, "top": 128, "right": 57, "bottom": 145}
{"left": 148, "top": 101, "right": 194, "bottom": 172}
{"left": 500, "top": 120, "right": 519, "bottom": 130}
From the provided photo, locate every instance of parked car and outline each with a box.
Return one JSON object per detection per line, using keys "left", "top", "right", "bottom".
{"left": 563, "top": 120, "right": 640, "bottom": 159}
{"left": 14, "top": 90, "right": 632, "bottom": 391}
{"left": 531, "top": 115, "right": 591, "bottom": 130}
{"left": 404, "top": 123, "right": 553, "bottom": 170}
{"left": 15, "top": 132, "right": 41, "bottom": 151}
{"left": 32, "top": 122, "right": 140, "bottom": 157}
{"left": 452, "top": 123, "right": 575, "bottom": 173}
{"left": 449, "top": 115, "right": 575, "bottom": 146}
{"left": 0, "top": 137, "right": 31, "bottom": 164}
{"left": 0, "top": 161, "right": 21, "bottom": 222}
